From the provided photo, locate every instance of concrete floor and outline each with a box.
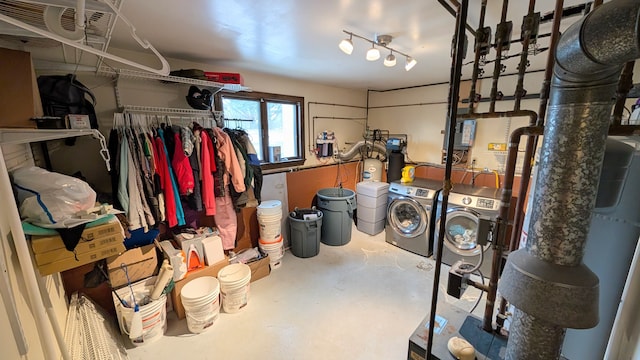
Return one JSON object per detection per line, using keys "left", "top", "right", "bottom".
{"left": 126, "top": 224, "right": 484, "bottom": 359}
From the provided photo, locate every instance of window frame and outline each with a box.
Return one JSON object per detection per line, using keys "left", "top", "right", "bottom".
{"left": 215, "top": 90, "right": 305, "bottom": 170}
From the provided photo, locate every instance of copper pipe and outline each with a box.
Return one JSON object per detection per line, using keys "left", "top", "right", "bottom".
{"left": 489, "top": 0, "right": 510, "bottom": 113}
{"left": 468, "top": 0, "right": 488, "bottom": 114}
{"left": 514, "top": 0, "right": 537, "bottom": 110}
{"left": 427, "top": 0, "right": 469, "bottom": 357}
{"left": 611, "top": 61, "right": 635, "bottom": 125}
{"left": 466, "top": 278, "right": 490, "bottom": 293}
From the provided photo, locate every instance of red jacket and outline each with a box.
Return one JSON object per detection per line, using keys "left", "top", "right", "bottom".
{"left": 154, "top": 135, "right": 178, "bottom": 227}
{"left": 172, "top": 133, "right": 194, "bottom": 195}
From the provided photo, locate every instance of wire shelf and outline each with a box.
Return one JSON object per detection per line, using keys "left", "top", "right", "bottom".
{"left": 98, "top": 65, "right": 251, "bottom": 93}
{"left": 122, "top": 105, "right": 219, "bottom": 116}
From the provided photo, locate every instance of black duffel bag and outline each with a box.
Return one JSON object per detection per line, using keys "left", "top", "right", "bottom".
{"left": 37, "top": 74, "right": 99, "bottom": 129}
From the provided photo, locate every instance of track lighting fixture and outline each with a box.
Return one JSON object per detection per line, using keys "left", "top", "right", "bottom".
{"left": 366, "top": 44, "right": 380, "bottom": 61}
{"left": 339, "top": 34, "right": 354, "bottom": 55}
{"left": 338, "top": 30, "right": 417, "bottom": 71}
{"left": 384, "top": 52, "right": 396, "bottom": 67}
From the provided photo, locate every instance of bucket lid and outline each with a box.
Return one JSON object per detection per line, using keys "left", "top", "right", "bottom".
{"left": 317, "top": 187, "right": 355, "bottom": 200}
{"left": 257, "top": 200, "right": 282, "bottom": 212}
{"left": 217, "top": 263, "right": 251, "bottom": 284}
{"left": 181, "top": 276, "right": 220, "bottom": 301}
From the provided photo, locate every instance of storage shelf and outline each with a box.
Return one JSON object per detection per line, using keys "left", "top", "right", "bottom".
{"left": 0, "top": 128, "right": 102, "bottom": 145}
{"left": 98, "top": 66, "right": 251, "bottom": 93}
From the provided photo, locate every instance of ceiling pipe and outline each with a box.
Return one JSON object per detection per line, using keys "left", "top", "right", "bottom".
{"left": 499, "top": 0, "right": 640, "bottom": 358}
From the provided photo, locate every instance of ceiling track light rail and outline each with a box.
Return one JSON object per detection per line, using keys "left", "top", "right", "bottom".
{"left": 338, "top": 30, "right": 417, "bottom": 71}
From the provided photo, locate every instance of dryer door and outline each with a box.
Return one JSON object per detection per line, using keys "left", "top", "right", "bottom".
{"left": 387, "top": 197, "right": 428, "bottom": 238}
{"left": 440, "top": 208, "right": 487, "bottom": 256}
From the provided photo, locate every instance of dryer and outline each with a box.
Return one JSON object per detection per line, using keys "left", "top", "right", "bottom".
{"left": 433, "top": 184, "right": 500, "bottom": 276}
{"left": 385, "top": 178, "right": 442, "bottom": 257}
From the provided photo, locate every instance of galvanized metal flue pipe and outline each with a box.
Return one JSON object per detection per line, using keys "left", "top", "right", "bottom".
{"left": 499, "top": 0, "right": 640, "bottom": 357}
{"left": 514, "top": 0, "right": 537, "bottom": 111}
{"left": 489, "top": 0, "right": 510, "bottom": 113}
{"left": 508, "top": 0, "right": 564, "bottom": 253}
{"left": 427, "top": 0, "right": 469, "bottom": 358}
{"left": 467, "top": 0, "right": 488, "bottom": 114}
{"left": 499, "top": 0, "right": 565, "bottom": 334}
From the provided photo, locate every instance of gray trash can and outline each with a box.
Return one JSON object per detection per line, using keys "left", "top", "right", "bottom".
{"left": 288, "top": 208, "right": 323, "bottom": 258}
{"left": 316, "top": 188, "right": 356, "bottom": 246}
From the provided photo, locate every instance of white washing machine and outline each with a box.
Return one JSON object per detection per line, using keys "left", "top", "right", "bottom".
{"left": 433, "top": 184, "right": 500, "bottom": 276}
{"left": 385, "top": 178, "right": 442, "bottom": 257}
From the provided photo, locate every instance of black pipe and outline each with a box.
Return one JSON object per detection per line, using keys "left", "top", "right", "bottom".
{"left": 468, "top": 0, "right": 488, "bottom": 114}
{"left": 437, "top": 0, "right": 476, "bottom": 37}
{"left": 489, "top": 0, "right": 510, "bottom": 113}
{"left": 611, "top": 61, "right": 635, "bottom": 125}
{"left": 426, "top": 0, "right": 468, "bottom": 358}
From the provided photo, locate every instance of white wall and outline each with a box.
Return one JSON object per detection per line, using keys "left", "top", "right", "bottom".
{"left": 368, "top": 71, "right": 546, "bottom": 174}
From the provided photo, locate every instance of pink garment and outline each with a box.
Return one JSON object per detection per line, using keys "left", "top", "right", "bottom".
{"left": 214, "top": 192, "right": 237, "bottom": 250}
{"left": 200, "top": 130, "right": 216, "bottom": 215}
{"left": 213, "top": 127, "right": 246, "bottom": 193}
{"left": 172, "top": 133, "right": 194, "bottom": 195}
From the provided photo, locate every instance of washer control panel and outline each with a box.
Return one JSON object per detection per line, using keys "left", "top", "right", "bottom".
{"left": 477, "top": 198, "right": 496, "bottom": 209}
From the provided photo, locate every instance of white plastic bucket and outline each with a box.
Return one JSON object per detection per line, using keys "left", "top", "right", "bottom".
{"left": 217, "top": 264, "right": 252, "bottom": 313}
{"left": 259, "top": 222, "right": 282, "bottom": 240}
{"left": 257, "top": 200, "right": 282, "bottom": 217}
{"left": 117, "top": 291, "right": 167, "bottom": 347}
{"left": 180, "top": 276, "right": 220, "bottom": 333}
{"left": 259, "top": 235, "right": 284, "bottom": 269}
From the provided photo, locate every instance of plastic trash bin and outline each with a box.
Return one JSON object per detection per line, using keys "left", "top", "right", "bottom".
{"left": 316, "top": 188, "right": 356, "bottom": 246}
{"left": 288, "top": 208, "right": 323, "bottom": 258}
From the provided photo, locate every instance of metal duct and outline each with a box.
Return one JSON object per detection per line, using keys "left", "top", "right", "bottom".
{"left": 336, "top": 140, "right": 386, "bottom": 161}
{"left": 498, "top": 0, "right": 640, "bottom": 358}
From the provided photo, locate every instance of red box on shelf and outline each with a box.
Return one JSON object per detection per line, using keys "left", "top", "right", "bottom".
{"left": 204, "top": 72, "right": 243, "bottom": 85}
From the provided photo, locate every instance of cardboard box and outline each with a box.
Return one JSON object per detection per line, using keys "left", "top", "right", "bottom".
{"left": 35, "top": 233, "right": 125, "bottom": 265}
{"left": 37, "top": 242, "right": 125, "bottom": 276}
{"left": 106, "top": 244, "right": 158, "bottom": 289}
{"left": 247, "top": 252, "right": 271, "bottom": 283}
{"left": 0, "top": 47, "right": 42, "bottom": 128}
{"left": 170, "top": 257, "right": 229, "bottom": 319}
{"left": 235, "top": 206, "right": 259, "bottom": 252}
{"left": 31, "top": 220, "right": 124, "bottom": 253}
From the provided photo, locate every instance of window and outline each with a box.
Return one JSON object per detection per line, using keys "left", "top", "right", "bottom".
{"left": 216, "top": 91, "right": 305, "bottom": 170}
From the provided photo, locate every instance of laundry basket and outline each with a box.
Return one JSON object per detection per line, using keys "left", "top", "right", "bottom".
{"left": 316, "top": 188, "right": 356, "bottom": 246}
{"left": 288, "top": 208, "right": 323, "bottom": 258}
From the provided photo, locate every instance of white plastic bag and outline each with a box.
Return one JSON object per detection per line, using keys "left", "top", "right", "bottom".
{"left": 12, "top": 166, "right": 97, "bottom": 228}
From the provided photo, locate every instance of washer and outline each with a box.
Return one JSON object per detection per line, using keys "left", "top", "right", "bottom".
{"left": 385, "top": 178, "right": 442, "bottom": 257}
{"left": 433, "top": 184, "right": 500, "bottom": 276}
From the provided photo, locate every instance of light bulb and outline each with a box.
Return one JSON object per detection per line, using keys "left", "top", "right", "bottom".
{"left": 384, "top": 53, "right": 396, "bottom": 67}
{"left": 339, "top": 37, "right": 353, "bottom": 55}
{"left": 405, "top": 56, "right": 417, "bottom": 71}
{"left": 366, "top": 46, "right": 380, "bottom": 61}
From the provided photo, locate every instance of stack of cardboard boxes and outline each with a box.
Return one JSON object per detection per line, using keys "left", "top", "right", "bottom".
{"left": 31, "top": 219, "right": 126, "bottom": 276}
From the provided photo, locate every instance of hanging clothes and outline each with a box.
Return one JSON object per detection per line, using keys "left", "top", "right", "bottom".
{"left": 187, "top": 127, "right": 203, "bottom": 212}
{"left": 215, "top": 191, "right": 238, "bottom": 250}
{"left": 200, "top": 128, "right": 217, "bottom": 215}
{"left": 213, "top": 127, "right": 246, "bottom": 194}
{"left": 172, "top": 132, "right": 195, "bottom": 195}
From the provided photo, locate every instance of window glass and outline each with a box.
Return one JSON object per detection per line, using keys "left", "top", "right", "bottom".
{"left": 267, "top": 102, "right": 298, "bottom": 159}
{"left": 222, "top": 98, "right": 263, "bottom": 160}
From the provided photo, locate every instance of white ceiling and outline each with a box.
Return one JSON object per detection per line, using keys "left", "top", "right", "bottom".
{"left": 108, "top": 0, "right": 586, "bottom": 90}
